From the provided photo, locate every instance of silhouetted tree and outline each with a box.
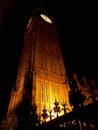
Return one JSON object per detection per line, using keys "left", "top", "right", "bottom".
{"left": 69, "top": 78, "right": 85, "bottom": 130}
{"left": 30, "top": 103, "right": 40, "bottom": 127}
{"left": 15, "top": 98, "right": 31, "bottom": 129}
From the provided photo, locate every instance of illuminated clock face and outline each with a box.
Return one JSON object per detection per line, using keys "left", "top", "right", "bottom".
{"left": 40, "top": 14, "right": 52, "bottom": 23}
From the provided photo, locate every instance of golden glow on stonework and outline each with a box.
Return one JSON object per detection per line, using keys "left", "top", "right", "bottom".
{"left": 35, "top": 76, "right": 72, "bottom": 122}
{"left": 40, "top": 14, "right": 52, "bottom": 23}
{"left": 7, "top": 13, "right": 72, "bottom": 124}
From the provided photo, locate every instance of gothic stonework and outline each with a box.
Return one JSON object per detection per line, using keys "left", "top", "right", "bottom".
{"left": 7, "top": 12, "right": 71, "bottom": 122}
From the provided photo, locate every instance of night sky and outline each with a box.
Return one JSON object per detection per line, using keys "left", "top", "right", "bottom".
{"left": 0, "top": 0, "right": 97, "bottom": 122}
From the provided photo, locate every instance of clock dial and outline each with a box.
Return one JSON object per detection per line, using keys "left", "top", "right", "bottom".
{"left": 40, "top": 14, "right": 52, "bottom": 23}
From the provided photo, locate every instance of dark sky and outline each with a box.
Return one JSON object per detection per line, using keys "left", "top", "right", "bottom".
{"left": 0, "top": 0, "right": 97, "bottom": 122}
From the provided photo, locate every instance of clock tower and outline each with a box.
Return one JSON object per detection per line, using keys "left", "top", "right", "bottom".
{"left": 0, "top": 7, "right": 72, "bottom": 129}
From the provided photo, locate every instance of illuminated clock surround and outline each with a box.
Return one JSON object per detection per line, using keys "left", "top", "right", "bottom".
{"left": 40, "top": 14, "right": 52, "bottom": 23}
